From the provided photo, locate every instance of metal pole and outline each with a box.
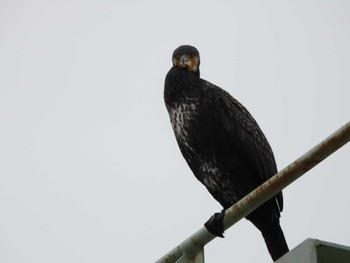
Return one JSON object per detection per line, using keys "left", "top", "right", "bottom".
{"left": 155, "top": 121, "right": 350, "bottom": 263}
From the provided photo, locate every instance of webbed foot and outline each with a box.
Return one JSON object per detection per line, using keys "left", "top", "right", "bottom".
{"left": 204, "top": 209, "right": 225, "bottom": 238}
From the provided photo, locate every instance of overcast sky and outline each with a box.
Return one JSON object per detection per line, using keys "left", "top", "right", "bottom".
{"left": 1, "top": 1, "right": 350, "bottom": 263}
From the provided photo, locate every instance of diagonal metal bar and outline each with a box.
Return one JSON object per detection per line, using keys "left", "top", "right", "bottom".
{"left": 177, "top": 248, "right": 204, "bottom": 263}
{"left": 155, "top": 121, "right": 350, "bottom": 263}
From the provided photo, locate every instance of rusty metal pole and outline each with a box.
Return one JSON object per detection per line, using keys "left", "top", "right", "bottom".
{"left": 155, "top": 121, "right": 350, "bottom": 263}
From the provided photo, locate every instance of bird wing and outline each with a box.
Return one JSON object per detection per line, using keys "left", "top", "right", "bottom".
{"left": 201, "top": 79, "right": 283, "bottom": 211}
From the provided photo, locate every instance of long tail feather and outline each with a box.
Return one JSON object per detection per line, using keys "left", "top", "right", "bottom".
{"left": 261, "top": 221, "right": 289, "bottom": 261}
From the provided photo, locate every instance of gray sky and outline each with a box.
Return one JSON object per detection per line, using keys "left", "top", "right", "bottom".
{"left": 1, "top": 1, "right": 349, "bottom": 262}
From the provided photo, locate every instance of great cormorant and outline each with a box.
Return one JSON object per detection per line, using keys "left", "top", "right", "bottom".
{"left": 164, "top": 45, "right": 289, "bottom": 261}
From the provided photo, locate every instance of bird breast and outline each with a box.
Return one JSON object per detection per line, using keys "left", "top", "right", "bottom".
{"left": 168, "top": 102, "right": 197, "bottom": 146}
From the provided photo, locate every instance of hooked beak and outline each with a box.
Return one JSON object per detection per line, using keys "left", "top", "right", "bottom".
{"left": 179, "top": 55, "right": 189, "bottom": 68}
{"left": 172, "top": 54, "right": 199, "bottom": 75}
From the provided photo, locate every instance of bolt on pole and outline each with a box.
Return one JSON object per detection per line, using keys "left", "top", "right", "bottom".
{"left": 155, "top": 121, "right": 350, "bottom": 263}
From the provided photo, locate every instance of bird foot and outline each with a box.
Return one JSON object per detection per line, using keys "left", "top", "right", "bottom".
{"left": 204, "top": 210, "right": 225, "bottom": 238}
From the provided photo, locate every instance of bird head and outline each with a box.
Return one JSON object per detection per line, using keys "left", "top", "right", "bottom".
{"left": 172, "top": 45, "right": 200, "bottom": 76}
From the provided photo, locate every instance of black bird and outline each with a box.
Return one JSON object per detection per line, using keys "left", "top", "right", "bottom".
{"left": 164, "top": 45, "right": 289, "bottom": 261}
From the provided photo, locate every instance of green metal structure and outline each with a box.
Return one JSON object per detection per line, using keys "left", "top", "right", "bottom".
{"left": 155, "top": 121, "right": 350, "bottom": 263}
{"left": 277, "top": 239, "right": 350, "bottom": 263}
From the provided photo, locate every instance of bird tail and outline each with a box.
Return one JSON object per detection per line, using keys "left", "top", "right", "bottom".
{"left": 260, "top": 220, "right": 289, "bottom": 262}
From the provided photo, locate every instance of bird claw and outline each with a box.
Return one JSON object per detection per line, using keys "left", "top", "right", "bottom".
{"left": 204, "top": 210, "right": 225, "bottom": 238}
